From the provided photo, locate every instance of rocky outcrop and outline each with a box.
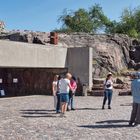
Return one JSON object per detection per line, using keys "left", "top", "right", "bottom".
{"left": 0, "top": 30, "right": 50, "bottom": 45}
{"left": 58, "top": 33, "right": 133, "bottom": 77}
{"left": 0, "top": 21, "right": 5, "bottom": 32}
{"left": 128, "top": 40, "right": 140, "bottom": 70}
{"left": 1, "top": 31, "right": 140, "bottom": 77}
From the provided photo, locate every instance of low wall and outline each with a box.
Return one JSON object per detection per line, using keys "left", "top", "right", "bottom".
{"left": 0, "top": 40, "right": 67, "bottom": 68}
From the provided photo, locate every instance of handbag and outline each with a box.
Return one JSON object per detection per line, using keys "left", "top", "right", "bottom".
{"left": 0, "top": 90, "right": 5, "bottom": 96}
{"left": 106, "top": 84, "right": 111, "bottom": 88}
{"left": 105, "top": 80, "right": 111, "bottom": 88}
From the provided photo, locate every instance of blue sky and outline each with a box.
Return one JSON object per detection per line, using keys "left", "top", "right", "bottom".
{"left": 0, "top": 0, "right": 139, "bottom": 32}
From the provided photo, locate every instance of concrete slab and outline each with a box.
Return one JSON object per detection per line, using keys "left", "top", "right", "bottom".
{"left": 0, "top": 40, "right": 67, "bottom": 68}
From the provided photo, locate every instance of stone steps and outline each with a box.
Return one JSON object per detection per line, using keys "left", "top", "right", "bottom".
{"left": 92, "top": 84, "right": 104, "bottom": 90}
{"left": 90, "top": 78, "right": 132, "bottom": 96}
{"left": 118, "top": 90, "right": 131, "bottom": 96}
{"left": 88, "top": 90, "right": 104, "bottom": 96}
{"left": 93, "top": 78, "right": 104, "bottom": 84}
{"left": 89, "top": 78, "right": 105, "bottom": 96}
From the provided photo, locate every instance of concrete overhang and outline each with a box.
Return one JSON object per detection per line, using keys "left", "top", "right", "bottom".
{"left": 0, "top": 40, "right": 67, "bottom": 68}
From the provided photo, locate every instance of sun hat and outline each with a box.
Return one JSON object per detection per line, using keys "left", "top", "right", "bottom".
{"left": 108, "top": 72, "right": 112, "bottom": 75}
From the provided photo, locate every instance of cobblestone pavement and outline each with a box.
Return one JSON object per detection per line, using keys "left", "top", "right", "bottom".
{"left": 0, "top": 93, "right": 139, "bottom": 140}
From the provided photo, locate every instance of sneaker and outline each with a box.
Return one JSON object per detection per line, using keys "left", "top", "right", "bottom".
{"left": 102, "top": 106, "right": 105, "bottom": 110}
{"left": 108, "top": 106, "right": 111, "bottom": 109}
{"left": 134, "top": 123, "right": 139, "bottom": 127}
{"left": 128, "top": 122, "right": 134, "bottom": 126}
{"left": 56, "top": 111, "right": 61, "bottom": 114}
{"left": 67, "top": 108, "right": 70, "bottom": 111}
{"left": 71, "top": 108, "right": 75, "bottom": 110}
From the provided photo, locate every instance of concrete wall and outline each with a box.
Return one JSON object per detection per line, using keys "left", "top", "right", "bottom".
{"left": 67, "top": 47, "right": 93, "bottom": 89}
{"left": 0, "top": 40, "right": 67, "bottom": 68}
{"left": 0, "top": 40, "right": 93, "bottom": 91}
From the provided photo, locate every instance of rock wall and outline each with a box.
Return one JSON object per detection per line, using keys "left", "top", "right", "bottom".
{"left": 0, "top": 30, "right": 50, "bottom": 45}
{"left": 0, "top": 21, "right": 5, "bottom": 32}
{"left": 1, "top": 31, "right": 140, "bottom": 77}
{"left": 0, "top": 68, "right": 68, "bottom": 96}
{"left": 58, "top": 33, "right": 134, "bottom": 77}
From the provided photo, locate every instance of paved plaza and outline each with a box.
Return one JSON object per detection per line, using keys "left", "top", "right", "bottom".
{"left": 0, "top": 93, "right": 140, "bottom": 140}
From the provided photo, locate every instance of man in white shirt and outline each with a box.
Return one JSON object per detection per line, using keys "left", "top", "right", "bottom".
{"left": 59, "top": 73, "right": 73, "bottom": 117}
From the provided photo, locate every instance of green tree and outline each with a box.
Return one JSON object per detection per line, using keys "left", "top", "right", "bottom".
{"left": 89, "top": 4, "right": 111, "bottom": 32}
{"left": 106, "top": 7, "right": 139, "bottom": 38}
{"left": 58, "top": 8, "right": 93, "bottom": 33}
{"left": 56, "top": 4, "right": 140, "bottom": 38}
{"left": 57, "top": 4, "right": 111, "bottom": 33}
{"left": 134, "top": 7, "right": 140, "bottom": 33}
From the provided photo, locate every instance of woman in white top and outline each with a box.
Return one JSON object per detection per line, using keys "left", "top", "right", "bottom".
{"left": 59, "top": 73, "right": 73, "bottom": 117}
{"left": 102, "top": 72, "right": 113, "bottom": 109}
{"left": 52, "top": 75, "right": 59, "bottom": 110}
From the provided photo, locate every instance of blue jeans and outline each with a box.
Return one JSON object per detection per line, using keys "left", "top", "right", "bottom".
{"left": 103, "top": 89, "right": 113, "bottom": 106}
{"left": 60, "top": 93, "right": 69, "bottom": 103}
{"left": 56, "top": 93, "right": 61, "bottom": 112}
{"left": 68, "top": 95, "right": 74, "bottom": 109}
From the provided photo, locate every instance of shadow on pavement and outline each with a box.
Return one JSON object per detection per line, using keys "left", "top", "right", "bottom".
{"left": 78, "top": 124, "right": 130, "bottom": 129}
{"left": 96, "top": 120, "right": 129, "bottom": 124}
{"left": 20, "top": 109, "right": 55, "bottom": 112}
{"left": 76, "top": 108, "right": 101, "bottom": 110}
{"left": 20, "top": 109, "right": 57, "bottom": 118}
{"left": 21, "top": 115, "right": 57, "bottom": 118}
{"left": 120, "top": 103, "right": 132, "bottom": 106}
{"left": 79, "top": 119, "right": 130, "bottom": 129}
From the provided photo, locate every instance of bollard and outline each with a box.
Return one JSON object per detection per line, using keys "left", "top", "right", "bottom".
{"left": 82, "top": 84, "right": 88, "bottom": 96}
{"left": 50, "top": 32, "right": 58, "bottom": 45}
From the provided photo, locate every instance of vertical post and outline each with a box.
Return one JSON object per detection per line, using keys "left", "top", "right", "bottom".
{"left": 82, "top": 84, "right": 88, "bottom": 96}
{"left": 50, "top": 32, "right": 58, "bottom": 45}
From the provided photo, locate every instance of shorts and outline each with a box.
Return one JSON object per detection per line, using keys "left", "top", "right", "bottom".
{"left": 60, "top": 93, "right": 69, "bottom": 103}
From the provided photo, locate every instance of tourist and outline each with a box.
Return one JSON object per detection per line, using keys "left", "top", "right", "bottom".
{"left": 59, "top": 73, "right": 73, "bottom": 117}
{"left": 52, "top": 75, "right": 59, "bottom": 111}
{"left": 56, "top": 75, "right": 62, "bottom": 113}
{"left": 68, "top": 76, "right": 77, "bottom": 111}
{"left": 129, "top": 72, "right": 140, "bottom": 127}
{"left": 102, "top": 72, "right": 113, "bottom": 109}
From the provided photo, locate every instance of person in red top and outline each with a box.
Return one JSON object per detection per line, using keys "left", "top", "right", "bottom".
{"left": 68, "top": 76, "right": 77, "bottom": 111}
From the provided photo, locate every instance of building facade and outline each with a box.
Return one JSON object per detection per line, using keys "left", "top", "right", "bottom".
{"left": 0, "top": 40, "right": 92, "bottom": 96}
